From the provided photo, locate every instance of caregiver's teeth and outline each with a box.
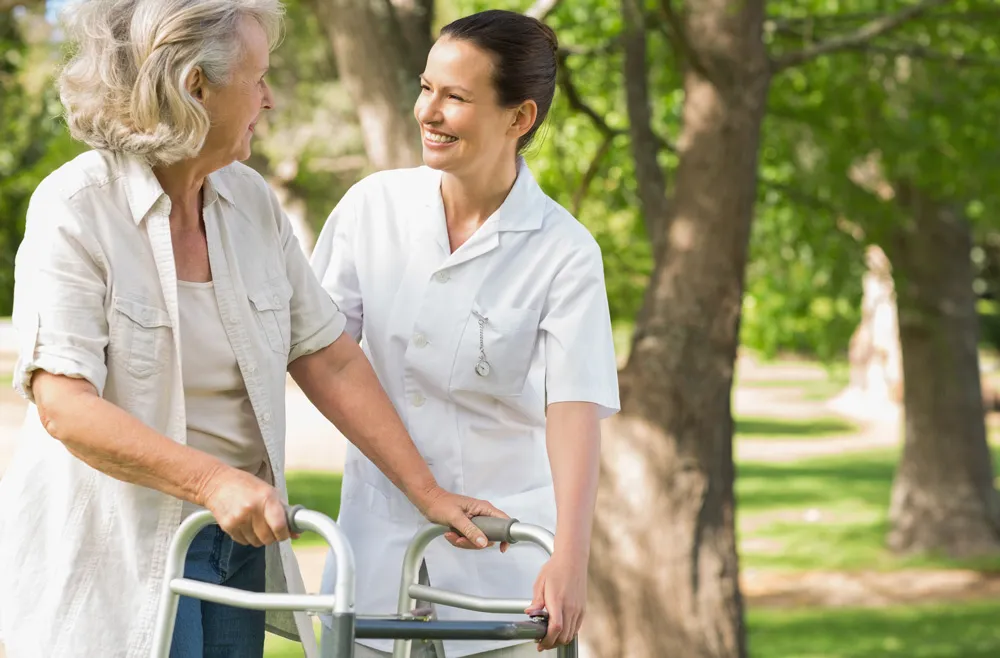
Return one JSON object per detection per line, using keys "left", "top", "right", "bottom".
{"left": 426, "top": 132, "right": 458, "bottom": 143}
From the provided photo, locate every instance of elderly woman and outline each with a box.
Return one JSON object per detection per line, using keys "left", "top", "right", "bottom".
{"left": 0, "top": 1, "right": 504, "bottom": 657}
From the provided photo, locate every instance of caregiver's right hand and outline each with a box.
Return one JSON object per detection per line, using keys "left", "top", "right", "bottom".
{"left": 418, "top": 485, "right": 509, "bottom": 550}
{"left": 199, "top": 465, "right": 290, "bottom": 547}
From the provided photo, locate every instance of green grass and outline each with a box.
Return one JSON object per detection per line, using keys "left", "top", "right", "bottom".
{"left": 735, "top": 416, "right": 858, "bottom": 439}
{"left": 748, "top": 600, "right": 1000, "bottom": 658}
{"left": 737, "top": 448, "right": 1000, "bottom": 571}
{"left": 736, "top": 376, "right": 850, "bottom": 403}
{"left": 262, "top": 601, "right": 1000, "bottom": 658}
{"left": 286, "top": 471, "right": 342, "bottom": 548}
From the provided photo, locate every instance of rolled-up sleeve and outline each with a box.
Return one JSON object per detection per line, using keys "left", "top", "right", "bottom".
{"left": 271, "top": 190, "right": 347, "bottom": 363}
{"left": 310, "top": 186, "right": 363, "bottom": 342}
{"left": 540, "top": 237, "right": 621, "bottom": 419}
{"left": 13, "top": 186, "right": 109, "bottom": 403}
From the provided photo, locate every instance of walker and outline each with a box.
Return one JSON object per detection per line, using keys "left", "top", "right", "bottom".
{"left": 150, "top": 506, "right": 578, "bottom": 658}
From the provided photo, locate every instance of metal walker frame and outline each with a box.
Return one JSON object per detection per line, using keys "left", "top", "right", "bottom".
{"left": 150, "top": 506, "right": 578, "bottom": 658}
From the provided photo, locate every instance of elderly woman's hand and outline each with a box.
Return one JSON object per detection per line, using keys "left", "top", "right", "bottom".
{"left": 198, "top": 466, "right": 291, "bottom": 547}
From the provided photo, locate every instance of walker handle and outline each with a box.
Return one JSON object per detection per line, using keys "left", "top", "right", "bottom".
{"left": 469, "top": 516, "right": 519, "bottom": 544}
{"left": 286, "top": 503, "right": 307, "bottom": 535}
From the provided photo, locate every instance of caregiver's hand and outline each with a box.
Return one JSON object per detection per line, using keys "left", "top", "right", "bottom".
{"left": 418, "top": 485, "right": 510, "bottom": 550}
{"left": 199, "top": 465, "right": 292, "bottom": 547}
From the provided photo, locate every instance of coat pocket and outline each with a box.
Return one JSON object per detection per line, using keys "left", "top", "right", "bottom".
{"left": 248, "top": 278, "right": 293, "bottom": 355}
{"left": 449, "top": 305, "right": 541, "bottom": 397}
{"left": 109, "top": 296, "right": 172, "bottom": 378}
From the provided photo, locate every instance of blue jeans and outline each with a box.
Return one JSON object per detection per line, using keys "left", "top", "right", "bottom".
{"left": 169, "top": 524, "right": 266, "bottom": 658}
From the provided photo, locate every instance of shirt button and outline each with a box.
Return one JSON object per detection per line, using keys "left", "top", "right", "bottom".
{"left": 411, "top": 392, "right": 426, "bottom": 407}
{"left": 272, "top": 294, "right": 280, "bottom": 304}
{"left": 413, "top": 333, "right": 428, "bottom": 348}
{"left": 435, "top": 271, "right": 450, "bottom": 283}
{"left": 262, "top": 412, "right": 271, "bottom": 422}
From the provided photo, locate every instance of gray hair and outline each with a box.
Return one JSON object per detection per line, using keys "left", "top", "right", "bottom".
{"left": 58, "top": 0, "right": 284, "bottom": 166}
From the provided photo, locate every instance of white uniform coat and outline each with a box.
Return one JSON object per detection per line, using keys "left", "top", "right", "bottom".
{"left": 311, "top": 159, "right": 620, "bottom": 656}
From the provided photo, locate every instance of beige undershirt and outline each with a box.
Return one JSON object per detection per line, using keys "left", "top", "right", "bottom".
{"left": 177, "top": 280, "right": 269, "bottom": 519}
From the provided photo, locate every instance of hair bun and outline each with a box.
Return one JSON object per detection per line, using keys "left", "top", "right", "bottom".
{"left": 538, "top": 21, "right": 559, "bottom": 54}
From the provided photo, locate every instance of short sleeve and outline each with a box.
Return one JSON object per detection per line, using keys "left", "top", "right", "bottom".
{"left": 310, "top": 186, "right": 363, "bottom": 342}
{"left": 12, "top": 186, "right": 109, "bottom": 403}
{"left": 271, "top": 191, "right": 347, "bottom": 363}
{"left": 540, "top": 238, "right": 621, "bottom": 419}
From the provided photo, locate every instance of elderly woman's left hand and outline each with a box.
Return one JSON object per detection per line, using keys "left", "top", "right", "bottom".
{"left": 418, "top": 485, "right": 510, "bottom": 550}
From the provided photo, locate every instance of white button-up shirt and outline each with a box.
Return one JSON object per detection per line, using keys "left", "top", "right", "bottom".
{"left": 0, "top": 150, "right": 345, "bottom": 657}
{"left": 311, "top": 159, "right": 620, "bottom": 657}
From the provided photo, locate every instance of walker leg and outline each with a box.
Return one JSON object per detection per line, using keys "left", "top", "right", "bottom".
{"left": 320, "top": 613, "right": 357, "bottom": 658}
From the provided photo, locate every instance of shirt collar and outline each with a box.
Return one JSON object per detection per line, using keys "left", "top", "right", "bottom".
{"left": 422, "top": 156, "right": 546, "bottom": 233}
{"left": 119, "top": 153, "right": 236, "bottom": 225}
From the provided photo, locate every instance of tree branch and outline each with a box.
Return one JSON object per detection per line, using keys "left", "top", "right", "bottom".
{"left": 771, "top": 0, "right": 954, "bottom": 73}
{"left": 655, "top": 0, "right": 710, "bottom": 79}
{"left": 526, "top": 0, "right": 562, "bottom": 20}
{"left": 557, "top": 54, "right": 676, "bottom": 155}
{"left": 572, "top": 135, "right": 615, "bottom": 216}
{"left": 623, "top": 0, "right": 670, "bottom": 246}
{"left": 557, "top": 55, "right": 621, "bottom": 139}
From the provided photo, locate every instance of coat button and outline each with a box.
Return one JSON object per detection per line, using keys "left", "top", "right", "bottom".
{"left": 411, "top": 392, "right": 426, "bottom": 407}
{"left": 435, "top": 270, "right": 450, "bottom": 283}
{"left": 413, "top": 333, "right": 428, "bottom": 348}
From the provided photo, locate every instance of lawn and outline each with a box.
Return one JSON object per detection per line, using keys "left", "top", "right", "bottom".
{"left": 263, "top": 600, "right": 1000, "bottom": 658}
{"left": 735, "top": 416, "right": 858, "bottom": 439}
{"left": 748, "top": 600, "right": 1000, "bottom": 658}
{"left": 287, "top": 471, "right": 343, "bottom": 548}
{"left": 737, "top": 447, "right": 1000, "bottom": 572}
{"left": 285, "top": 448, "right": 1000, "bottom": 573}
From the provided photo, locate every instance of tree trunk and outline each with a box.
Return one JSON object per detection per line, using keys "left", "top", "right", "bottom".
{"left": 885, "top": 186, "right": 1000, "bottom": 557}
{"left": 587, "top": 1, "right": 768, "bottom": 656}
{"left": 306, "top": 0, "right": 430, "bottom": 170}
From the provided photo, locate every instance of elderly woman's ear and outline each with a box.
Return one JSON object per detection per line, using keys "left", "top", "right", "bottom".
{"left": 186, "top": 67, "right": 206, "bottom": 101}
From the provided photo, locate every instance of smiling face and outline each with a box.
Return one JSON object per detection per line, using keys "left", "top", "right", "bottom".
{"left": 196, "top": 15, "right": 274, "bottom": 166}
{"left": 414, "top": 36, "right": 532, "bottom": 175}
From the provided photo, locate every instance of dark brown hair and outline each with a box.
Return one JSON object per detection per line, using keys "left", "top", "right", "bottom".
{"left": 440, "top": 9, "right": 558, "bottom": 153}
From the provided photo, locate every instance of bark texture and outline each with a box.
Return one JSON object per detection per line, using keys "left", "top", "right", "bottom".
{"left": 885, "top": 186, "right": 1000, "bottom": 557}
{"left": 586, "top": 1, "right": 769, "bottom": 656}
{"left": 308, "top": 0, "right": 430, "bottom": 170}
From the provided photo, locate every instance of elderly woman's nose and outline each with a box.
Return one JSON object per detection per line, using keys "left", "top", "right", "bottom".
{"left": 262, "top": 81, "right": 275, "bottom": 110}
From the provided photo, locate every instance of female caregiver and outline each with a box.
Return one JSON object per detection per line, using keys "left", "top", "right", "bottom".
{"left": 311, "top": 10, "right": 620, "bottom": 657}
{"left": 0, "top": 1, "right": 503, "bottom": 656}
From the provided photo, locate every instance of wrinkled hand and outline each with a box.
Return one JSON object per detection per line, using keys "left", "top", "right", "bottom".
{"left": 199, "top": 465, "right": 293, "bottom": 547}
{"left": 526, "top": 554, "right": 587, "bottom": 651}
{"left": 418, "top": 486, "right": 509, "bottom": 550}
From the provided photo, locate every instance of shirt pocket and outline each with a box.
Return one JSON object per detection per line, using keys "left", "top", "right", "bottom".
{"left": 449, "top": 305, "right": 541, "bottom": 397}
{"left": 248, "top": 278, "right": 293, "bottom": 355}
{"left": 108, "top": 296, "right": 172, "bottom": 378}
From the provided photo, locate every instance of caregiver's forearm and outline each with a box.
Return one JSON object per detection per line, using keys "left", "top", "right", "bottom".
{"left": 546, "top": 402, "right": 602, "bottom": 561}
{"left": 289, "top": 333, "right": 439, "bottom": 506}
{"left": 31, "top": 371, "right": 227, "bottom": 505}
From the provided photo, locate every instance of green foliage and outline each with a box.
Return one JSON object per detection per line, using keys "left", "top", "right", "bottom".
{"left": 0, "top": 8, "right": 86, "bottom": 316}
